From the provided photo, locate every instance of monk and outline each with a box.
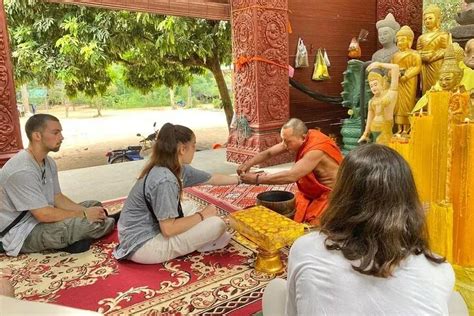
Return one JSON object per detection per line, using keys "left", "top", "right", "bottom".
{"left": 237, "top": 118, "right": 342, "bottom": 225}
{"left": 416, "top": 4, "right": 450, "bottom": 94}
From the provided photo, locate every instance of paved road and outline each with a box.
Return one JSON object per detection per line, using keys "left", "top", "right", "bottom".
{"left": 19, "top": 107, "right": 229, "bottom": 170}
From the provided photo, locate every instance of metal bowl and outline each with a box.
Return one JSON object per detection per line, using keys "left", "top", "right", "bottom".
{"left": 256, "top": 190, "right": 295, "bottom": 218}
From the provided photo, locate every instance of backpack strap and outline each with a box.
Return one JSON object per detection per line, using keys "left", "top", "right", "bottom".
{"left": 143, "top": 172, "right": 184, "bottom": 220}
{"left": 0, "top": 211, "right": 28, "bottom": 238}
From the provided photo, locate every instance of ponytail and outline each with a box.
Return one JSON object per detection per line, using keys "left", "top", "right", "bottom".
{"left": 139, "top": 123, "right": 194, "bottom": 194}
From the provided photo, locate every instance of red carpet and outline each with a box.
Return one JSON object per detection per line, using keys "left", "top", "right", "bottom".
{"left": 184, "top": 183, "right": 296, "bottom": 212}
{"left": 0, "top": 191, "right": 289, "bottom": 315}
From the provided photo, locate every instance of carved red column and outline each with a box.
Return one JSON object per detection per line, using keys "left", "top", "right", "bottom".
{"left": 226, "top": 0, "right": 292, "bottom": 166}
{"left": 377, "top": 0, "right": 423, "bottom": 39}
{"left": 0, "top": 0, "right": 22, "bottom": 166}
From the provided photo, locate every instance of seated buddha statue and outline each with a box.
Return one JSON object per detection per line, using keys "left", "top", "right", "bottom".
{"left": 391, "top": 26, "right": 422, "bottom": 137}
{"left": 417, "top": 4, "right": 450, "bottom": 94}
{"left": 358, "top": 62, "right": 400, "bottom": 145}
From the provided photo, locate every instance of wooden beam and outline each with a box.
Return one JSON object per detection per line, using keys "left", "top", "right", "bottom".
{"left": 44, "top": 0, "right": 230, "bottom": 21}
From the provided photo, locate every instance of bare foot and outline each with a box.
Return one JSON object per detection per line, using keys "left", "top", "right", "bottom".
{"left": 0, "top": 277, "right": 15, "bottom": 297}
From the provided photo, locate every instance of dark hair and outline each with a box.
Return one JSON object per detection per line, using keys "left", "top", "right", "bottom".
{"left": 139, "top": 123, "right": 194, "bottom": 193}
{"left": 320, "top": 144, "right": 444, "bottom": 278}
{"left": 25, "top": 114, "right": 60, "bottom": 141}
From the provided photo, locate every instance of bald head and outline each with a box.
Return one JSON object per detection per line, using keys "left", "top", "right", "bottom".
{"left": 465, "top": 39, "right": 474, "bottom": 69}
{"left": 282, "top": 118, "right": 308, "bottom": 137}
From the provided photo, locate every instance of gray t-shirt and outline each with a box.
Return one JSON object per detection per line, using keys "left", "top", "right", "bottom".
{"left": 113, "top": 164, "right": 211, "bottom": 260}
{"left": 0, "top": 150, "right": 61, "bottom": 256}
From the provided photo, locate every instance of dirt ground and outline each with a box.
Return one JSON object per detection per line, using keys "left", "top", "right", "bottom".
{"left": 19, "top": 106, "right": 229, "bottom": 171}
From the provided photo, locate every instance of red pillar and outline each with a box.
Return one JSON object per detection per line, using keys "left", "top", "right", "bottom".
{"left": 226, "top": 0, "right": 292, "bottom": 167}
{"left": 377, "top": 0, "right": 423, "bottom": 39}
{"left": 0, "top": 0, "right": 22, "bottom": 166}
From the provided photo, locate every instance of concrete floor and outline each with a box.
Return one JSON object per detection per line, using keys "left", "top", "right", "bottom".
{"left": 59, "top": 148, "right": 293, "bottom": 202}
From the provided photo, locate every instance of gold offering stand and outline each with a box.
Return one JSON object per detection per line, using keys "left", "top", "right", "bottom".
{"left": 230, "top": 205, "right": 305, "bottom": 274}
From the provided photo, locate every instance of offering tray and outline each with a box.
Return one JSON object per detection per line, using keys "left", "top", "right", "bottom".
{"left": 230, "top": 205, "right": 304, "bottom": 274}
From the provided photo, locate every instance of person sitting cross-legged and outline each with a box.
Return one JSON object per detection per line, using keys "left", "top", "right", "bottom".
{"left": 113, "top": 123, "right": 240, "bottom": 264}
{"left": 0, "top": 114, "right": 114, "bottom": 256}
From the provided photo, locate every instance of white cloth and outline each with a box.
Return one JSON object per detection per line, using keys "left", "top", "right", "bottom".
{"left": 285, "top": 232, "right": 455, "bottom": 316}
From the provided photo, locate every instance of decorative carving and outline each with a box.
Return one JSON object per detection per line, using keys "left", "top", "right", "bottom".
{"left": 228, "top": 0, "right": 290, "bottom": 165}
{"left": 0, "top": 0, "right": 22, "bottom": 166}
{"left": 377, "top": 0, "right": 423, "bottom": 39}
{"left": 227, "top": 130, "right": 293, "bottom": 167}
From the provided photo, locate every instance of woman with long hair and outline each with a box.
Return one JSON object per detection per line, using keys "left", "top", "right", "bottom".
{"left": 113, "top": 123, "right": 239, "bottom": 264}
{"left": 263, "top": 144, "right": 455, "bottom": 315}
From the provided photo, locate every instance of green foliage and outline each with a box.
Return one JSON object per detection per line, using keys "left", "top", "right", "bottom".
{"left": 424, "top": 0, "right": 460, "bottom": 30}
{"left": 5, "top": 0, "right": 234, "bottom": 124}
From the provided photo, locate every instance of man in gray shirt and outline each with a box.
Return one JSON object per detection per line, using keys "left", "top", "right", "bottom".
{"left": 0, "top": 114, "right": 114, "bottom": 256}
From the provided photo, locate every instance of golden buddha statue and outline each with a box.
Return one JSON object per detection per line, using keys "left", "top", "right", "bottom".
{"left": 439, "top": 45, "right": 470, "bottom": 123}
{"left": 416, "top": 4, "right": 450, "bottom": 94}
{"left": 391, "top": 26, "right": 422, "bottom": 137}
{"left": 413, "top": 41, "right": 474, "bottom": 114}
{"left": 358, "top": 62, "right": 400, "bottom": 145}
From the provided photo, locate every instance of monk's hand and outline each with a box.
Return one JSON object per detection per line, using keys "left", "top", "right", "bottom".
{"left": 240, "top": 172, "right": 260, "bottom": 185}
{"left": 237, "top": 163, "right": 250, "bottom": 175}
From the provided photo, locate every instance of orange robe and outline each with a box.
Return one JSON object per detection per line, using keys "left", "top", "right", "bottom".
{"left": 293, "top": 130, "right": 343, "bottom": 224}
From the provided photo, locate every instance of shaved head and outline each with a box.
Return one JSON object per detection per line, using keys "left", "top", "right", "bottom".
{"left": 282, "top": 118, "right": 308, "bottom": 137}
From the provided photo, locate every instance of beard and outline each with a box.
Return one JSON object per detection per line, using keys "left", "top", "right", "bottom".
{"left": 48, "top": 144, "right": 61, "bottom": 152}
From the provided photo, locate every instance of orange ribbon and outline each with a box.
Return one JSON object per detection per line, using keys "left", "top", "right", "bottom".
{"left": 235, "top": 56, "right": 289, "bottom": 72}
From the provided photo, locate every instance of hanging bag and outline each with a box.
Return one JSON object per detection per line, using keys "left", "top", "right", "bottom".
{"left": 312, "top": 48, "right": 330, "bottom": 81}
{"left": 295, "top": 37, "right": 309, "bottom": 68}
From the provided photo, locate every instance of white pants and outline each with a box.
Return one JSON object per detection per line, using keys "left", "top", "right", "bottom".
{"left": 130, "top": 216, "right": 226, "bottom": 264}
{"left": 262, "top": 278, "right": 287, "bottom": 316}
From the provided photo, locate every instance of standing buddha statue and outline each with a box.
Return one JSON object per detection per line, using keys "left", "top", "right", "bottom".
{"left": 417, "top": 4, "right": 450, "bottom": 94}
{"left": 391, "top": 26, "right": 422, "bottom": 137}
{"left": 358, "top": 62, "right": 400, "bottom": 145}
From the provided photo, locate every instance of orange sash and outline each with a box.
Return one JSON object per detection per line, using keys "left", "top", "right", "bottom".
{"left": 293, "top": 130, "right": 343, "bottom": 224}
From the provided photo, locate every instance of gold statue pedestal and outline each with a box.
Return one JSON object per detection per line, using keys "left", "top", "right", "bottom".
{"left": 230, "top": 205, "right": 305, "bottom": 274}
{"left": 255, "top": 249, "right": 284, "bottom": 274}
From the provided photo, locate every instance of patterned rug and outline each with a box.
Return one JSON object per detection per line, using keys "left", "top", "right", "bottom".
{"left": 0, "top": 193, "right": 288, "bottom": 315}
{"left": 184, "top": 183, "right": 296, "bottom": 212}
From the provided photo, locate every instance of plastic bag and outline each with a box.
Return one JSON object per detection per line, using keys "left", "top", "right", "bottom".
{"left": 295, "top": 37, "right": 309, "bottom": 68}
{"left": 323, "top": 48, "right": 331, "bottom": 67}
{"left": 312, "top": 48, "right": 330, "bottom": 81}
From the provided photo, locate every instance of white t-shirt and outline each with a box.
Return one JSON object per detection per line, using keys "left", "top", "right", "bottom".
{"left": 286, "top": 232, "right": 454, "bottom": 316}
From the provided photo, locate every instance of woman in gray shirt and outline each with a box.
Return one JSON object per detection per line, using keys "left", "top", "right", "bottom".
{"left": 114, "top": 123, "right": 239, "bottom": 264}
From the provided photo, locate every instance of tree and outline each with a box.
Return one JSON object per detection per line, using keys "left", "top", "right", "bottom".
{"left": 5, "top": 0, "right": 233, "bottom": 125}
